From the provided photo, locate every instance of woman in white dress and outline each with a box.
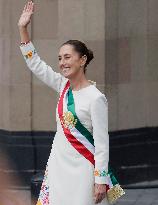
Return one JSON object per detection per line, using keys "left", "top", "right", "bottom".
{"left": 18, "top": 1, "right": 125, "bottom": 205}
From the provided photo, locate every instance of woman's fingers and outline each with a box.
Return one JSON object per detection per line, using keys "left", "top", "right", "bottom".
{"left": 28, "top": 1, "right": 32, "bottom": 11}
{"left": 27, "top": 1, "right": 31, "bottom": 12}
{"left": 25, "top": 2, "right": 29, "bottom": 12}
{"left": 95, "top": 193, "right": 106, "bottom": 204}
{"left": 29, "top": 1, "right": 34, "bottom": 13}
{"left": 94, "top": 184, "right": 106, "bottom": 204}
{"left": 18, "top": 1, "right": 34, "bottom": 27}
{"left": 23, "top": 1, "right": 34, "bottom": 14}
{"left": 25, "top": 1, "right": 33, "bottom": 12}
{"left": 31, "top": 2, "right": 35, "bottom": 13}
{"left": 22, "top": 5, "right": 26, "bottom": 13}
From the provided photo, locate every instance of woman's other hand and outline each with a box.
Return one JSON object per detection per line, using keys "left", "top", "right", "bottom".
{"left": 94, "top": 183, "right": 107, "bottom": 204}
{"left": 18, "top": 1, "right": 34, "bottom": 28}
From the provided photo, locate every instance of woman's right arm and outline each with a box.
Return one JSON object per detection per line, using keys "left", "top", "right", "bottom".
{"left": 18, "top": 1, "right": 67, "bottom": 93}
{"left": 19, "top": 39, "right": 67, "bottom": 93}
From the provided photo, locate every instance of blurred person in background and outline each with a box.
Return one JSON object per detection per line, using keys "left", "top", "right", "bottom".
{"left": 0, "top": 151, "right": 28, "bottom": 205}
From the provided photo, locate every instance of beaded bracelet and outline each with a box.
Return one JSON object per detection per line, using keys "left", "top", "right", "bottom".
{"left": 20, "top": 40, "right": 31, "bottom": 46}
{"left": 94, "top": 169, "right": 108, "bottom": 177}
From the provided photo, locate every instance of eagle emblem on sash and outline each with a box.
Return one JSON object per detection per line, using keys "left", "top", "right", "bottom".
{"left": 61, "top": 111, "right": 77, "bottom": 129}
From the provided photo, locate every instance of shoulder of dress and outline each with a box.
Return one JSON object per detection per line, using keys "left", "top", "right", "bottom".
{"left": 89, "top": 86, "right": 108, "bottom": 102}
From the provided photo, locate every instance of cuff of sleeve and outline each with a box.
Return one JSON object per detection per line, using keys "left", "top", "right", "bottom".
{"left": 95, "top": 175, "right": 109, "bottom": 184}
{"left": 19, "top": 41, "right": 37, "bottom": 60}
{"left": 94, "top": 169, "right": 109, "bottom": 184}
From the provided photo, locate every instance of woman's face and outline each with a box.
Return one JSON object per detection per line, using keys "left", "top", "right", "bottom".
{"left": 58, "top": 44, "right": 86, "bottom": 79}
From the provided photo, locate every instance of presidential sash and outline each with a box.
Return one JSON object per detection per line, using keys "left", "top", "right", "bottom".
{"left": 57, "top": 80, "right": 125, "bottom": 204}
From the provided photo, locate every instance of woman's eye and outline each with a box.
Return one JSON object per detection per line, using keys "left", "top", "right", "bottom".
{"left": 58, "top": 56, "right": 70, "bottom": 61}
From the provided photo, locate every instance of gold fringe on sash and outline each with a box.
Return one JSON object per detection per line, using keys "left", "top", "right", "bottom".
{"left": 107, "top": 184, "right": 125, "bottom": 204}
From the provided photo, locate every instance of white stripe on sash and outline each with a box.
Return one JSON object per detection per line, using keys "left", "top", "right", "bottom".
{"left": 107, "top": 175, "right": 113, "bottom": 188}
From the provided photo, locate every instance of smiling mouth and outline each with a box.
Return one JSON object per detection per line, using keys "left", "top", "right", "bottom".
{"left": 63, "top": 67, "right": 70, "bottom": 71}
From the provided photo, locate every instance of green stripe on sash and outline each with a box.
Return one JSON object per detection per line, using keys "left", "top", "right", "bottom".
{"left": 108, "top": 167, "right": 118, "bottom": 185}
{"left": 67, "top": 88, "right": 94, "bottom": 146}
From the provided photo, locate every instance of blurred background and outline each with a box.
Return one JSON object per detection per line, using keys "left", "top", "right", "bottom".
{"left": 0, "top": 0, "right": 158, "bottom": 204}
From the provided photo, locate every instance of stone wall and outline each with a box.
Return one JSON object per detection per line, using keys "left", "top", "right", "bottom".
{"left": 0, "top": 0, "right": 158, "bottom": 132}
{"left": 105, "top": 0, "right": 158, "bottom": 131}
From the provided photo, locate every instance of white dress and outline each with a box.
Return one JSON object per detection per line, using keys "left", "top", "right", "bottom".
{"left": 20, "top": 41, "right": 110, "bottom": 205}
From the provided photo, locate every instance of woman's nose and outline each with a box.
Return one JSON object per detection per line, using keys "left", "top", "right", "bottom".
{"left": 59, "top": 59, "right": 65, "bottom": 67}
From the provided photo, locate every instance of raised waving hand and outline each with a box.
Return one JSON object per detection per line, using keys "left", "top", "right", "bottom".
{"left": 18, "top": 1, "right": 34, "bottom": 28}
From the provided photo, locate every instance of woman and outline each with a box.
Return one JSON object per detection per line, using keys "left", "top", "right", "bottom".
{"left": 18, "top": 1, "right": 125, "bottom": 205}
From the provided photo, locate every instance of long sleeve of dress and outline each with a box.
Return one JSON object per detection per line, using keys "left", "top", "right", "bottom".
{"left": 19, "top": 41, "right": 68, "bottom": 93}
{"left": 90, "top": 94, "right": 109, "bottom": 184}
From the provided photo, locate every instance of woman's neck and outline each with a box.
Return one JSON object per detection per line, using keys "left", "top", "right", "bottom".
{"left": 69, "top": 73, "right": 91, "bottom": 91}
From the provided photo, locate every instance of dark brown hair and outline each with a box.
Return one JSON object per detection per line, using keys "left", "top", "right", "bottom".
{"left": 61, "top": 40, "right": 94, "bottom": 73}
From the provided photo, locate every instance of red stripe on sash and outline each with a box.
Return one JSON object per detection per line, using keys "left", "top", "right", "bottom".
{"left": 58, "top": 80, "right": 95, "bottom": 165}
